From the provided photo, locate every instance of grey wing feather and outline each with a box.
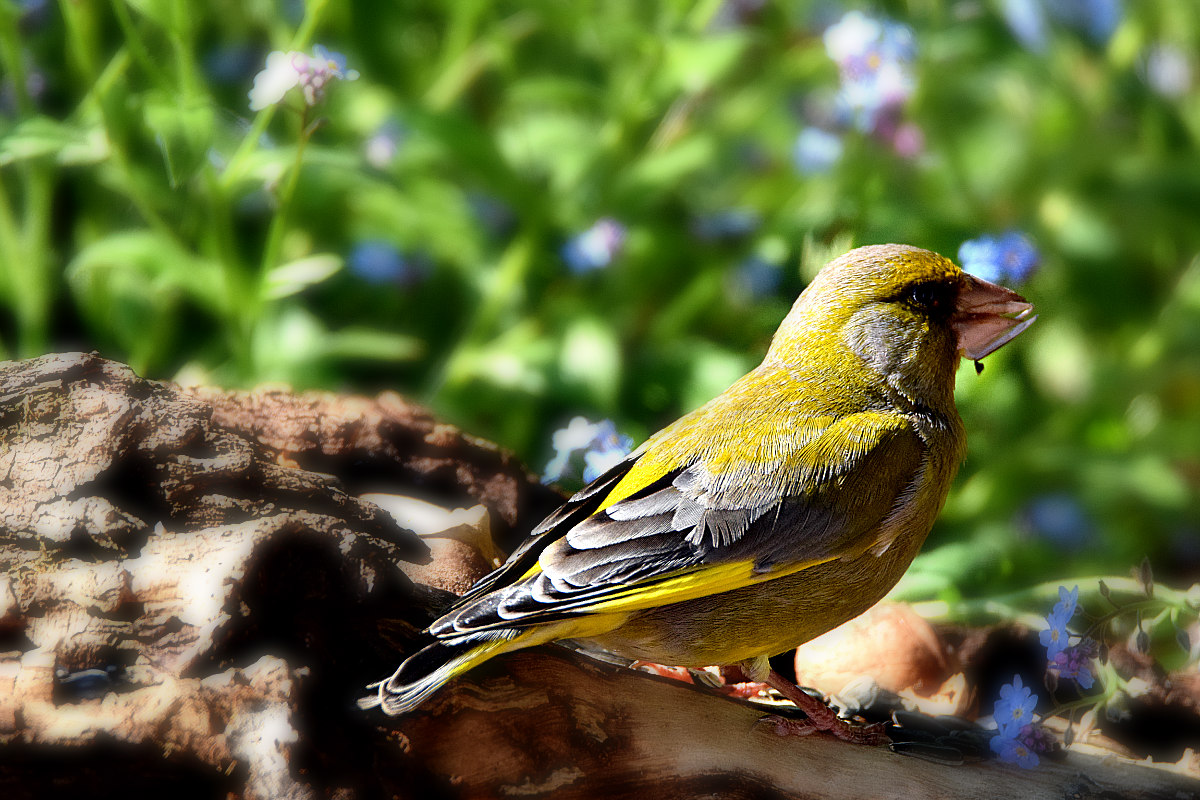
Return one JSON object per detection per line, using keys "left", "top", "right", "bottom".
{"left": 433, "top": 420, "right": 927, "bottom": 635}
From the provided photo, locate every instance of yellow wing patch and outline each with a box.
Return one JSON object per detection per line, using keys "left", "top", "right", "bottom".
{"left": 584, "top": 554, "right": 840, "bottom": 614}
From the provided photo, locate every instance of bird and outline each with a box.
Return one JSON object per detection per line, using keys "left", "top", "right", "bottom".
{"left": 363, "top": 243, "right": 1036, "bottom": 743}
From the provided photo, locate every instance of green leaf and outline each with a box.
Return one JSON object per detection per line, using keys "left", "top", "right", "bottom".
{"left": 143, "top": 93, "right": 216, "bottom": 188}
{"left": 67, "top": 229, "right": 225, "bottom": 312}
{"left": 559, "top": 316, "right": 621, "bottom": 407}
{"left": 661, "top": 33, "right": 750, "bottom": 94}
{"left": 319, "top": 327, "right": 424, "bottom": 362}
{"left": 0, "top": 117, "right": 109, "bottom": 167}
{"left": 263, "top": 253, "right": 343, "bottom": 300}
{"left": 66, "top": 230, "right": 223, "bottom": 371}
{"left": 123, "top": 0, "right": 179, "bottom": 32}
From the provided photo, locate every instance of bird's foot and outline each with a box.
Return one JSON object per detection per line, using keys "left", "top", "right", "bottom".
{"left": 757, "top": 712, "right": 889, "bottom": 746}
{"left": 760, "top": 668, "right": 889, "bottom": 746}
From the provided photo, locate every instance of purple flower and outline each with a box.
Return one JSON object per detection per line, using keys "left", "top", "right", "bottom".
{"left": 543, "top": 417, "right": 634, "bottom": 485}
{"left": 248, "top": 44, "right": 359, "bottom": 111}
{"left": 561, "top": 218, "right": 627, "bottom": 274}
{"left": 891, "top": 122, "right": 924, "bottom": 159}
{"left": 958, "top": 231, "right": 1040, "bottom": 285}
{"left": 823, "top": 12, "right": 917, "bottom": 135}
{"left": 1051, "top": 639, "right": 1097, "bottom": 690}
{"left": 347, "top": 240, "right": 423, "bottom": 286}
{"left": 792, "top": 127, "right": 843, "bottom": 174}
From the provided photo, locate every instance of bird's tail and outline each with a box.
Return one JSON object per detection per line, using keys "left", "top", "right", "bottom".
{"left": 359, "top": 632, "right": 517, "bottom": 715}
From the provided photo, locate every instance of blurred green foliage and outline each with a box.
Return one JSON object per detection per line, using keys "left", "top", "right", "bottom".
{"left": 1, "top": 0, "right": 1198, "bottom": 602}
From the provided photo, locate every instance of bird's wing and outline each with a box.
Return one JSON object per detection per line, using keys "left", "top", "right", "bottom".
{"left": 448, "top": 459, "right": 637, "bottom": 605}
{"left": 432, "top": 410, "right": 926, "bottom": 636}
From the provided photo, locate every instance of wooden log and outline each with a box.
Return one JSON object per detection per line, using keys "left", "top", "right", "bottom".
{"left": 1, "top": 352, "right": 1198, "bottom": 800}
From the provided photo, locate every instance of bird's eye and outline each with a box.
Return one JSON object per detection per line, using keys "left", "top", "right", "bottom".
{"left": 905, "top": 281, "right": 955, "bottom": 317}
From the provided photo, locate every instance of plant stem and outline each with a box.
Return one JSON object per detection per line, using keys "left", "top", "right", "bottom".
{"left": 219, "top": 0, "right": 330, "bottom": 192}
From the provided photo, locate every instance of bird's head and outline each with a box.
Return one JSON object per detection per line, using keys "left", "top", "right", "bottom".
{"left": 766, "top": 244, "right": 1036, "bottom": 409}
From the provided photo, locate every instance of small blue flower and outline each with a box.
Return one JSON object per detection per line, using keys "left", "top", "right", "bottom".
{"left": 1045, "top": 0, "right": 1123, "bottom": 44}
{"left": 562, "top": 218, "right": 627, "bottom": 274}
{"left": 957, "top": 231, "right": 1040, "bottom": 285}
{"left": 1040, "top": 616, "right": 1071, "bottom": 661}
{"left": 1051, "top": 585, "right": 1080, "bottom": 621}
{"left": 347, "top": 240, "right": 422, "bottom": 285}
{"left": 990, "top": 677, "right": 1048, "bottom": 769}
{"left": 1024, "top": 493, "right": 1091, "bottom": 550}
{"left": 991, "top": 726, "right": 1042, "bottom": 768}
{"left": 993, "top": 675, "right": 1038, "bottom": 737}
{"left": 793, "top": 128, "right": 843, "bottom": 175}
{"left": 543, "top": 417, "right": 634, "bottom": 486}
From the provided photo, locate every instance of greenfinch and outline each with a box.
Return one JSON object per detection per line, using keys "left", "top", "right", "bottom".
{"left": 365, "top": 244, "right": 1036, "bottom": 742}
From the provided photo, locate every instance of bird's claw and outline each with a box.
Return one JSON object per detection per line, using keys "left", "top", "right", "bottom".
{"left": 757, "top": 713, "right": 890, "bottom": 746}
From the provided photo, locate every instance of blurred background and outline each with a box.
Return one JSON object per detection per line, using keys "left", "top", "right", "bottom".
{"left": 1, "top": 0, "right": 1198, "bottom": 605}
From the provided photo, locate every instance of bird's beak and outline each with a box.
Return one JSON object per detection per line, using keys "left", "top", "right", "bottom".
{"left": 951, "top": 274, "right": 1037, "bottom": 361}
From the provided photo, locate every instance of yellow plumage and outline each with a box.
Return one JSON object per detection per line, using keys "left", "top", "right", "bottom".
{"left": 364, "top": 244, "right": 1035, "bottom": 735}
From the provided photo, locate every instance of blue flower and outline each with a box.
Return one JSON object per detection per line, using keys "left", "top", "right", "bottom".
{"left": 993, "top": 675, "right": 1038, "bottom": 737}
{"left": 1040, "top": 585, "right": 1081, "bottom": 659}
{"left": 1051, "top": 585, "right": 1080, "bottom": 622}
{"left": 543, "top": 417, "right": 634, "bottom": 486}
{"left": 1023, "top": 493, "right": 1091, "bottom": 550}
{"left": 1001, "top": 0, "right": 1050, "bottom": 52}
{"left": 957, "top": 231, "right": 1040, "bottom": 284}
{"left": 1045, "top": 0, "right": 1122, "bottom": 44}
{"left": 990, "top": 677, "right": 1047, "bottom": 769}
{"left": 562, "top": 219, "right": 627, "bottom": 274}
{"left": 990, "top": 725, "right": 1042, "bottom": 768}
{"left": 792, "top": 127, "right": 843, "bottom": 175}
{"left": 347, "top": 240, "right": 422, "bottom": 285}
{"left": 1040, "top": 616, "right": 1071, "bottom": 661}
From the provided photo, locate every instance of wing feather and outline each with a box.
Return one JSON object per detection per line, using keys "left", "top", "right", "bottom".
{"left": 430, "top": 410, "right": 928, "bottom": 636}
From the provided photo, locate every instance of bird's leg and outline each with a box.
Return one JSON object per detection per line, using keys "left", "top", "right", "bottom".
{"left": 740, "top": 657, "right": 888, "bottom": 746}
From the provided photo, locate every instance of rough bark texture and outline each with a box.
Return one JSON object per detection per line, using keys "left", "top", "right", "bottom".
{"left": 1, "top": 352, "right": 1198, "bottom": 800}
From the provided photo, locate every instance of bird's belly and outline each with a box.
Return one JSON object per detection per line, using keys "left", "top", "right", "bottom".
{"left": 582, "top": 541, "right": 922, "bottom": 667}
